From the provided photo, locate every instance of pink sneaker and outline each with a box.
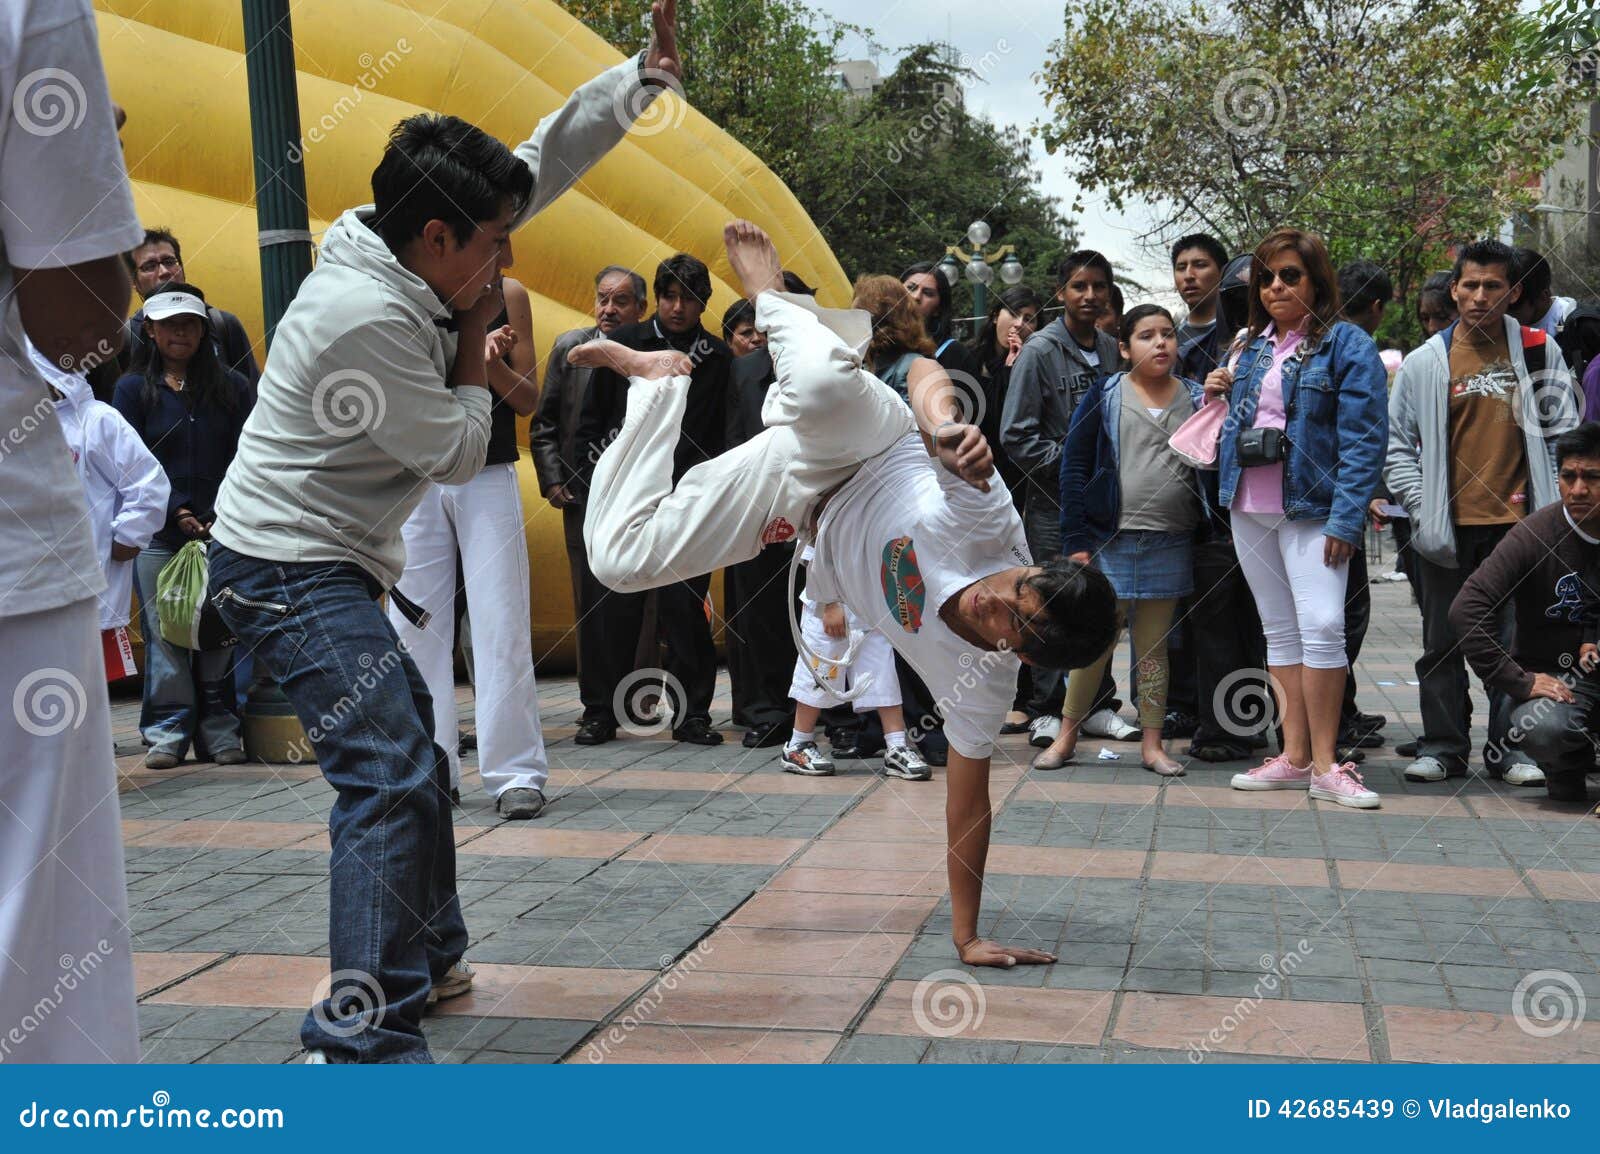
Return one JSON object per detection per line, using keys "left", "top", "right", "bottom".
{"left": 1308, "top": 763, "right": 1381, "bottom": 809}
{"left": 1230, "top": 754, "right": 1312, "bottom": 791}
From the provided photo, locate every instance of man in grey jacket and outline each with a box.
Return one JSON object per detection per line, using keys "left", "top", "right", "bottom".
{"left": 1000, "top": 249, "right": 1132, "bottom": 746}
{"left": 207, "top": 3, "right": 683, "bottom": 1063}
{"left": 1384, "top": 237, "right": 1578, "bottom": 786}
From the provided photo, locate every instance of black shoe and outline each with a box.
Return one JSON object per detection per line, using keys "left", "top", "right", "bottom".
{"left": 1339, "top": 728, "right": 1385, "bottom": 749}
{"left": 573, "top": 718, "right": 617, "bottom": 746}
{"left": 672, "top": 719, "right": 724, "bottom": 746}
{"left": 1352, "top": 710, "right": 1387, "bottom": 732}
{"left": 918, "top": 731, "right": 949, "bottom": 767}
{"left": 1394, "top": 739, "right": 1419, "bottom": 758}
{"left": 1161, "top": 710, "right": 1199, "bottom": 740}
{"left": 1337, "top": 745, "right": 1367, "bottom": 765}
{"left": 1546, "top": 772, "right": 1590, "bottom": 803}
{"left": 450, "top": 787, "right": 461, "bottom": 806}
{"left": 1186, "top": 740, "right": 1253, "bottom": 763}
{"left": 742, "top": 724, "right": 789, "bottom": 749}
{"left": 459, "top": 729, "right": 477, "bottom": 752}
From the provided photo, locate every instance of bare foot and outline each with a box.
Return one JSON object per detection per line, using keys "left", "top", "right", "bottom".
{"left": 567, "top": 338, "right": 691, "bottom": 379}
{"left": 1143, "top": 738, "right": 1185, "bottom": 777}
{"left": 723, "top": 219, "right": 784, "bottom": 299}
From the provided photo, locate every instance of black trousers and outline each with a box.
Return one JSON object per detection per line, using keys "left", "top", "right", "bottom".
{"left": 563, "top": 505, "right": 622, "bottom": 725}
{"left": 1190, "top": 533, "right": 1272, "bottom": 746}
{"left": 655, "top": 574, "right": 718, "bottom": 725}
{"left": 725, "top": 543, "right": 798, "bottom": 732}
{"left": 1339, "top": 545, "right": 1372, "bottom": 727}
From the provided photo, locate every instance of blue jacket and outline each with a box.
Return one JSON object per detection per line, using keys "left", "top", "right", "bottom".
{"left": 1058, "top": 372, "right": 1208, "bottom": 556}
{"left": 1215, "top": 320, "right": 1388, "bottom": 546}
{"left": 111, "top": 371, "right": 255, "bottom": 548}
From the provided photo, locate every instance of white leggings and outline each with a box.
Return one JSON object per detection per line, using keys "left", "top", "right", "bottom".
{"left": 1230, "top": 512, "right": 1349, "bottom": 670}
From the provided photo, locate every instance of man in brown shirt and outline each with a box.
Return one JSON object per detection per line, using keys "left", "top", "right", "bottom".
{"left": 1446, "top": 324, "right": 1529, "bottom": 524}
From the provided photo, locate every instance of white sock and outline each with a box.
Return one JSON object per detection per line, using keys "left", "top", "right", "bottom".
{"left": 788, "top": 729, "right": 813, "bottom": 750}
{"left": 884, "top": 730, "right": 907, "bottom": 749}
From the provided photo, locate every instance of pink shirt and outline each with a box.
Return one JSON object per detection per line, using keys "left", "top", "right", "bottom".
{"left": 1233, "top": 325, "right": 1304, "bottom": 516}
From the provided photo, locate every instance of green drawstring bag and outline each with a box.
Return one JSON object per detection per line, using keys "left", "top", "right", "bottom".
{"left": 156, "top": 540, "right": 234, "bottom": 650}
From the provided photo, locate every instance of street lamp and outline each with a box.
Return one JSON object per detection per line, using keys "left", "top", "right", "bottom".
{"left": 944, "top": 219, "right": 1021, "bottom": 322}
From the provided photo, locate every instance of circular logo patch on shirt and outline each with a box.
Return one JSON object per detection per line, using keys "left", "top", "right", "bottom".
{"left": 880, "top": 535, "right": 926, "bottom": 633}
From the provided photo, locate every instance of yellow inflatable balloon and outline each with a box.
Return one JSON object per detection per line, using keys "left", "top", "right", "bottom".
{"left": 94, "top": 0, "right": 847, "bottom": 668}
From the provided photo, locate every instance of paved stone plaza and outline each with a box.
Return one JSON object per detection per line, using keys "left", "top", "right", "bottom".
{"left": 114, "top": 581, "right": 1600, "bottom": 1064}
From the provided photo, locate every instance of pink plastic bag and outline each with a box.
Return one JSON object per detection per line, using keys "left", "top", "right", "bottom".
{"left": 1168, "top": 395, "right": 1228, "bottom": 469}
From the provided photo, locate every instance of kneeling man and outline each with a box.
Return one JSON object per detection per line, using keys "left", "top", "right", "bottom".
{"left": 578, "top": 221, "right": 1117, "bottom": 966}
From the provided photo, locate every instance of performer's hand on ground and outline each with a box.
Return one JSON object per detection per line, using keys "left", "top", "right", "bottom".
{"left": 723, "top": 220, "right": 785, "bottom": 299}
{"left": 820, "top": 602, "right": 847, "bottom": 639}
{"left": 958, "top": 938, "right": 1057, "bottom": 968}
{"left": 935, "top": 423, "right": 992, "bottom": 492}
{"left": 644, "top": 0, "right": 681, "bottom": 85}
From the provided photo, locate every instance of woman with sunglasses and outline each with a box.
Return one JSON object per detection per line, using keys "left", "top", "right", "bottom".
{"left": 1205, "top": 228, "right": 1388, "bottom": 808}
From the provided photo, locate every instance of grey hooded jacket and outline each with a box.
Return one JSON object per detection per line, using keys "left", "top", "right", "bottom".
{"left": 212, "top": 54, "right": 657, "bottom": 589}
{"left": 1383, "top": 315, "right": 1577, "bottom": 569}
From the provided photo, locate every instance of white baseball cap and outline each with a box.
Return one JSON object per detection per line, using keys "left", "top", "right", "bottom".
{"left": 144, "top": 290, "right": 208, "bottom": 322}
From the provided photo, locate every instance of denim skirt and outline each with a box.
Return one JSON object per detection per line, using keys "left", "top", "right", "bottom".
{"left": 1092, "top": 529, "right": 1194, "bottom": 600}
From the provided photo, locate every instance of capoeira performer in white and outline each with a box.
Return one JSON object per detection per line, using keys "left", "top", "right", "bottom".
{"left": 577, "top": 222, "right": 1117, "bottom": 967}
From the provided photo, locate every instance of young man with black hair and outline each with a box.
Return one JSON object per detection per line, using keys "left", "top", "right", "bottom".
{"left": 722, "top": 298, "right": 763, "bottom": 357}
{"left": 207, "top": 1, "right": 683, "bottom": 1063}
{"left": 1333, "top": 259, "right": 1397, "bottom": 758}
{"left": 577, "top": 251, "right": 732, "bottom": 744}
{"left": 531, "top": 265, "right": 648, "bottom": 746}
{"left": 1386, "top": 237, "right": 1579, "bottom": 787}
{"left": 120, "top": 227, "right": 260, "bottom": 384}
{"left": 1509, "top": 246, "right": 1577, "bottom": 338}
{"left": 1449, "top": 421, "right": 1600, "bottom": 804}
{"left": 999, "top": 250, "right": 1131, "bottom": 747}
{"left": 578, "top": 220, "right": 1118, "bottom": 966}
{"left": 1173, "top": 233, "right": 1229, "bottom": 380}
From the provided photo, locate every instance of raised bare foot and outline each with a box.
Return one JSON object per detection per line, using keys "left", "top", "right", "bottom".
{"left": 723, "top": 219, "right": 785, "bottom": 299}
{"left": 567, "top": 339, "right": 692, "bottom": 379}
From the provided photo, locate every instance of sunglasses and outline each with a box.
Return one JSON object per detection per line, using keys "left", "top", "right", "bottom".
{"left": 1261, "top": 266, "right": 1305, "bottom": 288}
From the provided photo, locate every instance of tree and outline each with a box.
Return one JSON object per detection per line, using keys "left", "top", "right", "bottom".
{"left": 560, "top": 3, "right": 1076, "bottom": 325}
{"left": 1036, "top": 0, "right": 1592, "bottom": 333}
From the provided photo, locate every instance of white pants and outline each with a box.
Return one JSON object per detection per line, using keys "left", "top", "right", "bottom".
{"left": 1231, "top": 512, "right": 1349, "bottom": 669}
{"left": 0, "top": 598, "right": 137, "bottom": 1062}
{"left": 388, "top": 464, "right": 548, "bottom": 798}
{"left": 584, "top": 292, "right": 915, "bottom": 592}
{"left": 788, "top": 603, "right": 900, "bottom": 711}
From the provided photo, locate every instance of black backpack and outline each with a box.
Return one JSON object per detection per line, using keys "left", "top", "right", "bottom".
{"left": 1556, "top": 300, "right": 1600, "bottom": 382}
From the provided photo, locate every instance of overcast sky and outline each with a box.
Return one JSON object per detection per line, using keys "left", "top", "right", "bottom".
{"left": 802, "top": 0, "right": 1169, "bottom": 287}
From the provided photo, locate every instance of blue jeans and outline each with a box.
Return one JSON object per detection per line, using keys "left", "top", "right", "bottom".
{"left": 208, "top": 543, "right": 466, "bottom": 1063}
{"left": 134, "top": 545, "right": 242, "bottom": 758}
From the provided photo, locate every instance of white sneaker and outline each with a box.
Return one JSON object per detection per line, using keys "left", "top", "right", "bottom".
{"left": 1502, "top": 762, "right": 1546, "bottom": 787}
{"left": 304, "top": 1050, "right": 328, "bottom": 1064}
{"left": 1028, "top": 715, "right": 1061, "bottom": 748}
{"left": 1404, "top": 756, "right": 1449, "bottom": 782}
{"left": 427, "top": 960, "right": 474, "bottom": 1006}
{"left": 882, "top": 745, "right": 932, "bottom": 781}
{"left": 1082, "top": 708, "right": 1137, "bottom": 740}
{"left": 780, "top": 741, "right": 836, "bottom": 776}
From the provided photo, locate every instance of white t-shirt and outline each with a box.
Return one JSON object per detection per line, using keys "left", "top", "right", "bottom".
{"left": 0, "top": 1, "right": 143, "bottom": 619}
{"left": 808, "top": 433, "right": 1030, "bottom": 758}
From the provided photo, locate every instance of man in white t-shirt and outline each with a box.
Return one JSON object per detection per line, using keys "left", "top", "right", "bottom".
{"left": 0, "top": 0, "right": 145, "bottom": 1061}
{"left": 579, "top": 221, "right": 1118, "bottom": 968}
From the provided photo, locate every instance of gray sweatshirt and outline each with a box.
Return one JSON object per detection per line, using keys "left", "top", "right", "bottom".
{"left": 212, "top": 54, "right": 656, "bottom": 588}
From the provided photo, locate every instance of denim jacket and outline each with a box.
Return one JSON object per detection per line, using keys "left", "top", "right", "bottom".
{"left": 1215, "top": 320, "right": 1388, "bottom": 546}
{"left": 1058, "top": 372, "right": 1209, "bottom": 556}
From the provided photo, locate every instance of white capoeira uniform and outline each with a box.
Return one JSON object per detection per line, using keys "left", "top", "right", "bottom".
{"left": 584, "top": 291, "right": 1032, "bottom": 759}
